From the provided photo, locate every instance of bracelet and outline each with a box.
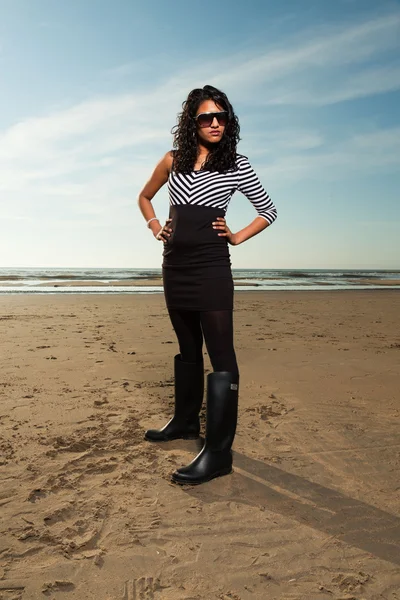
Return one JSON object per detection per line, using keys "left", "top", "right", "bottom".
{"left": 146, "top": 217, "right": 159, "bottom": 228}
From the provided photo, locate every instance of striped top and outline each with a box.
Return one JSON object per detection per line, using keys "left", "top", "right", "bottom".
{"left": 168, "top": 154, "right": 277, "bottom": 225}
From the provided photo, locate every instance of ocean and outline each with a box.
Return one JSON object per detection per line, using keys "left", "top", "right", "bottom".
{"left": 0, "top": 268, "right": 399, "bottom": 294}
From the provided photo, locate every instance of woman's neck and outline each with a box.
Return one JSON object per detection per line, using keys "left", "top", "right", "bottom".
{"left": 194, "top": 139, "right": 220, "bottom": 169}
{"left": 197, "top": 140, "right": 212, "bottom": 160}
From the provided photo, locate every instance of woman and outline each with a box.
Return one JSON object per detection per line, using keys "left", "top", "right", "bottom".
{"left": 137, "top": 85, "right": 277, "bottom": 485}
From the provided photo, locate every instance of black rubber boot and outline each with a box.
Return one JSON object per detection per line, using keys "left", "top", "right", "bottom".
{"left": 171, "top": 371, "right": 239, "bottom": 484}
{"left": 144, "top": 354, "right": 204, "bottom": 442}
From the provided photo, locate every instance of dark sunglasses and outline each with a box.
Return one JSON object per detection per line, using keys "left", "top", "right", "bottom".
{"left": 194, "top": 111, "right": 229, "bottom": 128}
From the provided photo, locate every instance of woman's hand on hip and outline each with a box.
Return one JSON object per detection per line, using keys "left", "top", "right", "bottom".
{"left": 212, "top": 217, "right": 239, "bottom": 246}
{"left": 153, "top": 218, "right": 173, "bottom": 242}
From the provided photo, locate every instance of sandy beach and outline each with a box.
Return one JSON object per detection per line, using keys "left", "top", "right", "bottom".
{"left": 0, "top": 290, "right": 399, "bottom": 599}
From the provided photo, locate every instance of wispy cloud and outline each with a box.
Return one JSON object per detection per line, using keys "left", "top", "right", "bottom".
{"left": 258, "top": 127, "right": 400, "bottom": 182}
{"left": 213, "top": 12, "right": 400, "bottom": 102}
{"left": 267, "top": 64, "right": 400, "bottom": 107}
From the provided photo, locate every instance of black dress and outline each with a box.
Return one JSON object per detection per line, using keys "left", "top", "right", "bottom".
{"left": 161, "top": 154, "right": 277, "bottom": 312}
{"left": 162, "top": 204, "right": 234, "bottom": 311}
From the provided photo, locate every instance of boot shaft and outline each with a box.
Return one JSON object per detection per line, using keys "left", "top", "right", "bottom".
{"left": 205, "top": 371, "right": 239, "bottom": 451}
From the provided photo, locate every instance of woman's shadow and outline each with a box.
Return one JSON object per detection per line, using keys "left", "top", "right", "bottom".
{"left": 178, "top": 439, "right": 400, "bottom": 566}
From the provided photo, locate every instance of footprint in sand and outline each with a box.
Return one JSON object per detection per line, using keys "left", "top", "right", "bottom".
{"left": 0, "top": 582, "right": 25, "bottom": 600}
{"left": 244, "top": 399, "right": 292, "bottom": 422}
{"left": 27, "top": 488, "right": 47, "bottom": 502}
{"left": 122, "top": 577, "right": 161, "bottom": 600}
{"left": 0, "top": 438, "right": 14, "bottom": 464}
{"left": 41, "top": 580, "right": 75, "bottom": 596}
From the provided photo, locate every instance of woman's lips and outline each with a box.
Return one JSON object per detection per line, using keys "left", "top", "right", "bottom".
{"left": 210, "top": 131, "right": 221, "bottom": 136}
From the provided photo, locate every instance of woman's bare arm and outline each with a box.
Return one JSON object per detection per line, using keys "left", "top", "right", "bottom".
{"left": 137, "top": 151, "right": 173, "bottom": 238}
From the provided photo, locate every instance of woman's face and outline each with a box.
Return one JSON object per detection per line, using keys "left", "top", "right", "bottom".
{"left": 195, "top": 99, "right": 227, "bottom": 145}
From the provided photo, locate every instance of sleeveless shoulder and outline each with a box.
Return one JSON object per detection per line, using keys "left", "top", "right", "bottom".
{"left": 166, "top": 149, "right": 175, "bottom": 174}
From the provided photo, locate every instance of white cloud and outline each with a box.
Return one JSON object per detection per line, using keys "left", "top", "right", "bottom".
{"left": 213, "top": 12, "right": 400, "bottom": 101}
{"left": 257, "top": 127, "right": 400, "bottom": 182}
{"left": 268, "top": 64, "right": 400, "bottom": 106}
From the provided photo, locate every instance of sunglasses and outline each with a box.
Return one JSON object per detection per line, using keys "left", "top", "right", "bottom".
{"left": 194, "top": 111, "right": 229, "bottom": 128}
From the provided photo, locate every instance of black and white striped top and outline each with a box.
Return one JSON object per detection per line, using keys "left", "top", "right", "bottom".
{"left": 168, "top": 154, "right": 277, "bottom": 225}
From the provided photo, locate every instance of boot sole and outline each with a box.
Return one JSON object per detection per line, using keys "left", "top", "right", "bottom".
{"left": 171, "top": 466, "right": 233, "bottom": 485}
{"left": 144, "top": 433, "right": 200, "bottom": 442}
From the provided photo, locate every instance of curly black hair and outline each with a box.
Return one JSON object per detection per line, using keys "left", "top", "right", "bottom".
{"left": 171, "top": 85, "right": 241, "bottom": 173}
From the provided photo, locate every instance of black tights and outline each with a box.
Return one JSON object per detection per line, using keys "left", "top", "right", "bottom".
{"left": 168, "top": 309, "right": 239, "bottom": 381}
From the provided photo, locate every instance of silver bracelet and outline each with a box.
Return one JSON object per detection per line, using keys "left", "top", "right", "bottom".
{"left": 146, "top": 217, "right": 159, "bottom": 228}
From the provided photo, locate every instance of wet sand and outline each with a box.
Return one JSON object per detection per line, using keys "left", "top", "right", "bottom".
{"left": 0, "top": 291, "right": 399, "bottom": 599}
{"left": 34, "top": 279, "right": 271, "bottom": 288}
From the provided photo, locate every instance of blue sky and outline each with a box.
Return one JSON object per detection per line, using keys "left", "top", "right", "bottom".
{"left": 0, "top": 0, "right": 399, "bottom": 269}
